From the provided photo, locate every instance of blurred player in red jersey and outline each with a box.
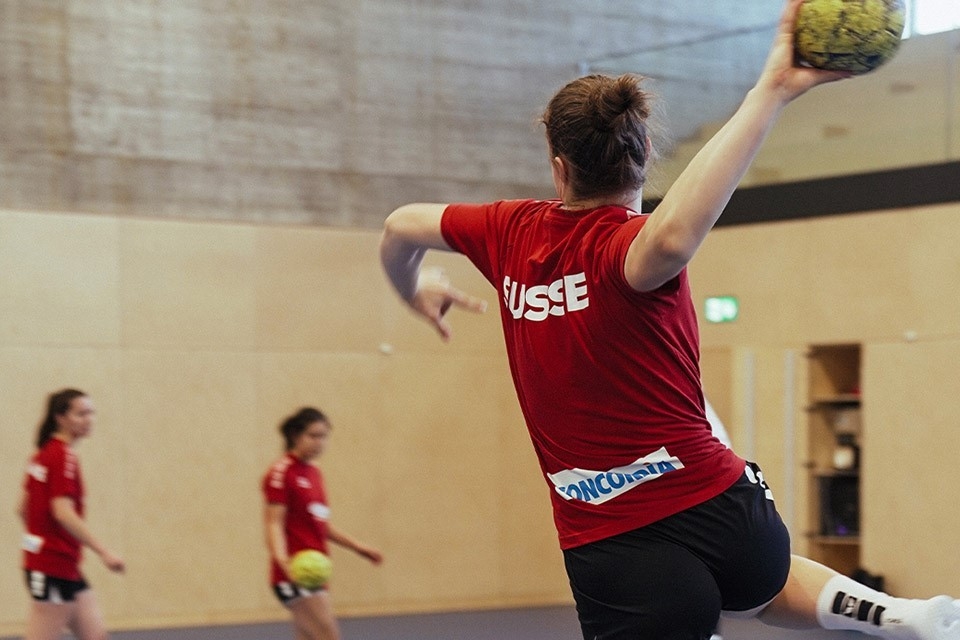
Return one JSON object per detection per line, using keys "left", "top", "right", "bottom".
{"left": 18, "top": 389, "right": 125, "bottom": 640}
{"left": 262, "top": 407, "right": 383, "bottom": 640}
{"left": 380, "top": 1, "right": 960, "bottom": 639}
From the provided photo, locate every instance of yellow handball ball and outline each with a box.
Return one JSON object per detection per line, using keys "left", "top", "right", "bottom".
{"left": 289, "top": 549, "right": 333, "bottom": 590}
{"left": 795, "top": 0, "right": 906, "bottom": 74}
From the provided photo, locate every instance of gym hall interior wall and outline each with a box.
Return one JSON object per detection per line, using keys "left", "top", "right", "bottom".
{"left": 2, "top": 3, "right": 959, "bottom": 634}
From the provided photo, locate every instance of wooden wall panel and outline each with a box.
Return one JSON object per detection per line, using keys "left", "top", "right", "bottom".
{"left": 691, "top": 203, "right": 960, "bottom": 348}
{"left": 690, "top": 203, "right": 960, "bottom": 597}
{"left": 254, "top": 227, "right": 390, "bottom": 352}
{"left": 0, "top": 209, "right": 566, "bottom": 635}
{"left": 119, "top": 219, "right": 258, "bottom": 348}
{"left": 3, "top": 201, "right": 960, "bottom": 632}
{"left": 862, "top": 342, "right": 960, "bottom": 598}
{"left": 0, "top": 211, "right": 120, "bottom": 346}
{"left": 690, "top": 218, "right": 814, "bottom": 346}
{"left": 116, "top": 349, "right": 262, "bottom": 621}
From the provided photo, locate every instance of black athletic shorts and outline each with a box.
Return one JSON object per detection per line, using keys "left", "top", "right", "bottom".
{"left": 272, "top": 580, "right": 325, "bottom": 606}
{"left": 24, "top": 570, "right": 90, "bottom": 603}
{"left": 562, "top": 462, "right": 791, "bottom": 640}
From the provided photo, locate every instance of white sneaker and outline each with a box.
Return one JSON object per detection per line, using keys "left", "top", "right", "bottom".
{"left": 908, "top": 595, "right": 960, "bottom": 640}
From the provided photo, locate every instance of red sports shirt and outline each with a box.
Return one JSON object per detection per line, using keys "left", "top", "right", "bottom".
{"left": 441, "top": 199, "right": 745, "bottom": 549}
{"left": 22, "top": 438, "right": 85, "bottom": 580}
{"left": 263, "top": 454, "right": 330, "bottom": 584}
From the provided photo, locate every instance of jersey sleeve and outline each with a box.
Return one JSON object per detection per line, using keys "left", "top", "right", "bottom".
{"left": 598, "top": 214, "right": 683, "bottom": 297}
{"left": 46, "top": 446, "right": 75, "bottom": 499}
{"left": 440, "top": 201, "right": 514, "bottom": 285}
{"left": 263, "top": 466, "right": 288, "bottom": 505}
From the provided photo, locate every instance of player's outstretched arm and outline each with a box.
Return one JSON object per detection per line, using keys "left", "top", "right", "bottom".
{"left": 51, "top": 496, "right": 125, "bottom": 573}
{"left": 380, "top": 203, "right": 486, "bottom": 341}
{"left": 624, "top": 0, "right": 850, "bottom": 292}
{"left": 327, "top": 524, "right": 383, "bottom": 565}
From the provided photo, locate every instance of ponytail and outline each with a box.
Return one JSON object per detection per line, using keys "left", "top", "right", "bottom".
{"left": 36, "top": 389, "right": 87, "bottom": 448}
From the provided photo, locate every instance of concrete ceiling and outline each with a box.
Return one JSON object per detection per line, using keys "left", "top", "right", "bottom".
{"left": 574, "top": 2, "right": 782, "bottom": 142}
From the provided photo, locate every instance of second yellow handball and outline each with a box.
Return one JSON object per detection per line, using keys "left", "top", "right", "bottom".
{"left": 289, "top": 549, "right": 333, "bottom": 590}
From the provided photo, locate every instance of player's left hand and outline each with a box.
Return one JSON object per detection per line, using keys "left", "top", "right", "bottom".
{"left": 410, "top": 267, "right": 487, "bottom": 341}
{"left": 759, "top": 0, "right": 852, "bottom": 102}
{"left": 356, "top": 544, "right": 384, "bottom": 565}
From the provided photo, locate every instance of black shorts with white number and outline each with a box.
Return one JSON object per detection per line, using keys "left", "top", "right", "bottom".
{"left": 562, "top": 462, "right": 791, "bottom": 640}
{"left": 273, "top": 580, "right": 325, "bottom": 606}
{"left": 24, "top": 570, "right": 90, "bottom": 603}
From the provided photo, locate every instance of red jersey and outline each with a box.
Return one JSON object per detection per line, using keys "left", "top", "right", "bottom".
{"left": 22, "top": 438, "right": 85, "bottom": 580}
{"left": 262, "top": 454, "right": 330, "bottom": 584}
{"left": 441, "top": 199, "right": 745, "bottom": 549}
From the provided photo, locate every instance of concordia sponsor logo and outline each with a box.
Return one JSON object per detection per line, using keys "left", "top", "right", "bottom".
{"left": 22, "top": 533, "right": 44, "bottom": 554}
{"left": 308, "top": 502, "right": 331, "bottom": 521}
{"left": 27, "top": 463, "right": 48, "bottom": 483}
{"left": 547, "top": 447, "right": 684, "bottom": 505}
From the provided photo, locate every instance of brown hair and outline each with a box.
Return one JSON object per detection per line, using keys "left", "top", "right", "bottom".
{"left": 279, "top": 407, "right": 329, "bottom": 451}
{"left": 36, "top": 388, "right": 88, "bottom": 448}
{"left": 541, "top": 74, "right": 654, "bottom": 201}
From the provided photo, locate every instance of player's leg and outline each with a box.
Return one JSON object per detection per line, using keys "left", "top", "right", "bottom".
{"left": 69, "top": 587, "right": 109, "bottom": 640}
{"left": 25, "top": 600, "right": 73, "bottom": 640}
{"left": 757, "top": 555, "right": 960, "bottom": 639}
{"left": 24, "top": 570, "right": 75, "bottom": 640}
{"left": 288, "top": 590, "right": 341, "bottom": 640}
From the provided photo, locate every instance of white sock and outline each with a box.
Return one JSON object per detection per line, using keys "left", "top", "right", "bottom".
{"left": 816, "top": 574, "right": 960, "bottom": 640}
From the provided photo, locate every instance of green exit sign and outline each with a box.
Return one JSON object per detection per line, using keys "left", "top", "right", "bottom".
{"left": 704, "top": 296, "right": 739, "bottom": 323}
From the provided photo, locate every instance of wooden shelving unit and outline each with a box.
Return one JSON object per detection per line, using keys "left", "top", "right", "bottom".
{"left": 805, "top": 344, "right": 862, "bottom": 577}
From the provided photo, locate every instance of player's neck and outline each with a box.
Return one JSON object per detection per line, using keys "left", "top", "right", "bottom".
{"left": 562, "top": 189, "right": 642, "bottom": 213}
{"left": 53, "top": 432, "right": 75, "bottom": 446}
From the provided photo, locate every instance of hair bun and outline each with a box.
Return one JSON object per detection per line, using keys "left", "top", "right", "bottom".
{"left": 541, "top": 73, "right": 655, "bottom": 200}
{"left": 591, "top": 75, "right": 650, "bottom": 132}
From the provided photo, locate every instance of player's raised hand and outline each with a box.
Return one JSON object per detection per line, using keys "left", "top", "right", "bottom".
{"left": 758, "top": 0, "right": 851, "bottom": 103}
{"left": 410, "top": 267, "right": 487, "bottom": 341}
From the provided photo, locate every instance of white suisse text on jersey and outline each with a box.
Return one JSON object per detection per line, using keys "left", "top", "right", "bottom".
{"left": 503, "top": 273, "right": 589, "bottom": 321}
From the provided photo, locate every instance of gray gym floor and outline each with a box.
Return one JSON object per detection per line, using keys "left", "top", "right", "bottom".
{"left": 1, "top": 605, "right": 861, "bottom": 639}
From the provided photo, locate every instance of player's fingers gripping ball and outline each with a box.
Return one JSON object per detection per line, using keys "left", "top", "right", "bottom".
{"left": 795, "top": 0, "right": 906, "bottom": 74}
{"left": 289, "top": 549, "right": 333, "bottom": 590}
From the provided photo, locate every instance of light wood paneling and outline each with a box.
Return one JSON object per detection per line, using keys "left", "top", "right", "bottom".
{"left": 254, "top": 227, "right": 390, "bottom": 353}
{"left": 691, "top": 203, "right": 960, "bottom": 348}
{"left": 117, "top": 349, "right": 262, "bottom": 620}
{"left": 0, "top": 208, "right": 566, "bottom": 634}
{"left": 0, "top": 211, "right": 120, "bottom": 346}
{"left": 862, "top": 342, "right": 960, "bottom": 598}
{"left": 690, "top": 204, "right": 960, "bottom": 595}
{"left": 119, "top": 219, "right": 257, "bottom": 348}
{"left": 700, "top": 346, "right": 733, "bottom": 430}
{"left": 690, "top": 218, "right": 813, "bottom": 346}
